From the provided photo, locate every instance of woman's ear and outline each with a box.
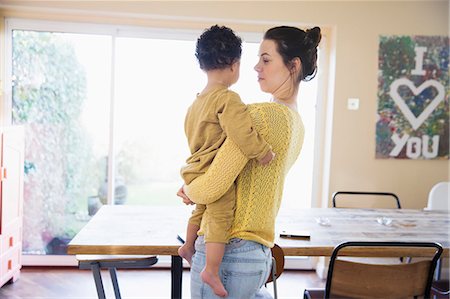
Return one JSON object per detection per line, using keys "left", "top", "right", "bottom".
{"left": 291, "top": 57, "right": 301, "bottom": 74}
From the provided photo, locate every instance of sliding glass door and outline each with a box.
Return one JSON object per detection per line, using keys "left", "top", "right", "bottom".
{"left": 6, "top": 19, "right": 320, "bottom": 260}
{"left": 11, "top": 29, "right": 112, "bottom": 255}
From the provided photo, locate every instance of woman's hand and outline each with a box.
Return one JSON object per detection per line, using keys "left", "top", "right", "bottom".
{"left": 177, "top": 185, "right": 195, "bottom": 205}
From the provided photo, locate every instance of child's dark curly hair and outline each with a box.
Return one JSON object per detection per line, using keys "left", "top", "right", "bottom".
{"left": 195, "top": 25, "right": 242, "bottom": 71}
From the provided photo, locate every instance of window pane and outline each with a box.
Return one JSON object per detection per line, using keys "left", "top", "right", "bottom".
{"left": 12, "top": 30, "right": 111, "bottom": 255}
{"left": 114, "top": 36, "right": 318, "bottom": 209}
{"left": 114, "top": 37, "right": 201, "bottom": 206}
{"left": 114, "top": 38, "right": 271, "bottom": 207}
{"left": 234, "top": 41, "right": 271, "bottom": 104}
{"left": 9, "top": 24, "right": 320, "bottom": 264}
{"left": 283, "top": 74, "right": 318, "bottom": 209}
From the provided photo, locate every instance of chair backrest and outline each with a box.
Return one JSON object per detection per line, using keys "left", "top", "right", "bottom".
{"left": 427, "top": 182, "right": 450, "bottom": 211}
{"left": 325, "top": 241, "right": 443, "bottom": 299}
{"left": 266, "top": 244, "right": 285, "bottom": 283}
{"left": 332, "top": 191, "right": 401, "bottom": 209}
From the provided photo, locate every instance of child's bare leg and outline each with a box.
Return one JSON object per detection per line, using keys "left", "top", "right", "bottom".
{"left": 201, "top": 242, "right": 228, "bottom": 297}
{"left": 178, "top": 222, "right": 198, "bottom": 265}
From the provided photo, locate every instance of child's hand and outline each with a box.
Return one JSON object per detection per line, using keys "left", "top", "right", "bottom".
{"left": 177, "top": 185, "right": 194, "bottom": 205}
{"left": 258, "top": 150, "right": 275, "bottom": 166}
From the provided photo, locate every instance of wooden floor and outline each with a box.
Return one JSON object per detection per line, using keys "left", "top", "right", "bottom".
{"left": 0, "top": 266, "right": 325, "bottom": 299}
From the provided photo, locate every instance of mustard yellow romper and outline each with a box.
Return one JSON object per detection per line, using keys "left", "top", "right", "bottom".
{"left": 181, "top": 86, "right": 271, "bottom": 243}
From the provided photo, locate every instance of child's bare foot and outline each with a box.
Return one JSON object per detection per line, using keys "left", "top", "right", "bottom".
{"left": 201, "top": 268, "right": 228, "bottom": 297}
{"left": 178, "top": 244, "right": 195, "bottom": 265}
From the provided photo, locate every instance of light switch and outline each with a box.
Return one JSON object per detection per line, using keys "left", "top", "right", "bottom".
{"left": 347, "top": 98, "right": 359, "bottom": 110}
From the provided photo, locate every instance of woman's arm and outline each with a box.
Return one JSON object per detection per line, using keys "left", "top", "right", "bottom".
{"left": 184, "top": 137, "right": 249, "bottom": 205}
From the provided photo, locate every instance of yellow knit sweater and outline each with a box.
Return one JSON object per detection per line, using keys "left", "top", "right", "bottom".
{"left": 184, "top": 102, "right": 304, "bottom": 247}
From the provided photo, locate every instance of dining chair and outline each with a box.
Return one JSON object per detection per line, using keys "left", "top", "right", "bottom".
{"left": 332, "top": 191, "right": 405, "bottom": 265}
{"left": 426, "top": 181, "right": 450, "bottom": 299}
{"left": 303, "top": 241, "right": 443, "bottom": 299}
{"left": 426, "top": 182, "right": 449, "bottom": 211}
{"left": 332, "top": 191, "right": 401, "bottom": 209}
{"left": 265, "top": 244, "right": 285, "bottom": 299}
{"left": 431, "top": 278, "right": 450, "bottom": 299}
{"left": 77, "top": 255, "right": 158, "bottom": 299}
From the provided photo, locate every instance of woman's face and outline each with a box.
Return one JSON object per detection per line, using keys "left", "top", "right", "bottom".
{"left": 254, "top": 39, "right": 292, "bottom": 95}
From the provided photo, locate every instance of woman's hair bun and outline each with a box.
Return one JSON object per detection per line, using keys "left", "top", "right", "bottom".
{"left": 305, "top": 27, "right": 322, "bottom": 47}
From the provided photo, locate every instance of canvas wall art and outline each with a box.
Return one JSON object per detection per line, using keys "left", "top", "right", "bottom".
{"left": 376, "top": 35, "right": 449, "bottom": 159}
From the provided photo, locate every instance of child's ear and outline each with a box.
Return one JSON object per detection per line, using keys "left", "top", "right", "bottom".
{"left": 231, "top": 60, "right": 240, "bottom": 72}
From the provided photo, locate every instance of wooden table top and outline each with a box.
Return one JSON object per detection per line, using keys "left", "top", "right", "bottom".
{"left": 68, "top": 205, "right": 190, "bottom": 256}
{"left": 276, "top": 207, "right": 449, "bottom": 257}
{"left": 67, "top": 205, "right": 449, "bottom": 258}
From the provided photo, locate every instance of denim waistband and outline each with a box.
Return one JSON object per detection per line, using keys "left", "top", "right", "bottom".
{"left": 195, "top": 235, "right": 266, "bottom": 254}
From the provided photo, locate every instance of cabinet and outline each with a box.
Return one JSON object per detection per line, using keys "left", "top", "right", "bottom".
{"left": 0, "top": 126, "right": 24, "bottom": 288}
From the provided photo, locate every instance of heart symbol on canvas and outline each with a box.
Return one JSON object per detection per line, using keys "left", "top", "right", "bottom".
{"left": 389, "top": 78, "right": 444, "bottom": 130}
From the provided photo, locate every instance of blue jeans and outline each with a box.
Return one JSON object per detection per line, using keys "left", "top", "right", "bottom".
{"left": 190, "top": 236, "right": 273, "bottom": 299}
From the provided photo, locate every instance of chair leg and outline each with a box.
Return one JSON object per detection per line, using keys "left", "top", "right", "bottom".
{"left": 435, "top": 258, "right": 442, "bottom": 280}
{"left": 272, "top": 257, "right": 278, "bottom": 299}
{"left": 303, "top": 290, "right": 312, "bottom": 299}
{"left": 109, "top": 267, "right": 122, "bottom": 299}
{"left": 91, "top": 263, "right": 106, "bottom": 299}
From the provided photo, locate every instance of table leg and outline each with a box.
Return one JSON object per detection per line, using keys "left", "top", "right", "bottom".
{"left": 171, "top": 255, "right": 183, "bottom": 299}
{"left": 91, "top": 263, "right": 106, "bottom": 299}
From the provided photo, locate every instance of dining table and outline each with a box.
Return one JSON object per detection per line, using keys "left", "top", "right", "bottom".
{"left": 67, "top": 205, "right": 450, "bottom": 299}
{"left": 276, "top": 207, "right": 449, "bottom": 257}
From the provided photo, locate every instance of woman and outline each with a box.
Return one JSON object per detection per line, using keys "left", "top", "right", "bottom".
{"left": 179, "top": 25, "right": 321, "bottom": 298}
